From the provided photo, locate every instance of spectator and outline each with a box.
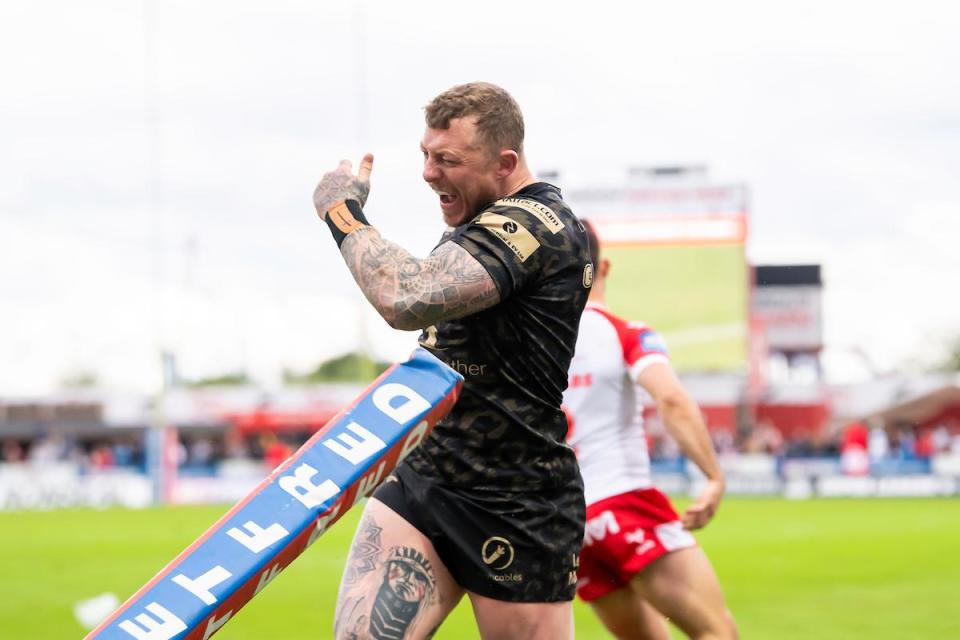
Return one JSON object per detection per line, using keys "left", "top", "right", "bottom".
{"left": 867, "top": 420, "right": 890, "bottom": 461}
{"left": 2, "top": 439, "right": 25, "bottom": 463}
{"left": 188, "top": 437, "right": 215, "bottom": 469}
{"left": 894, "top": 423, "right": 916, "bottom": 460}
{"left": 28, "top": 434, "right": 67, "bottom": 465}
{"left": 89, "top": 444, "right": 115, "bottom": 470}
{"left": 930, "top": 425, "right": 951, "bottom": 454}
{"left": 261, "top": 432, "right": 292, "bottom": 472}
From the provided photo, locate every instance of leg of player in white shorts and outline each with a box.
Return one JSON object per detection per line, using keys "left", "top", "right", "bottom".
{"left": 591, "top": 546, "right": 737, "bottom": 640}
{"left": 334, "top": 497, "right": 573, "bottom": 640}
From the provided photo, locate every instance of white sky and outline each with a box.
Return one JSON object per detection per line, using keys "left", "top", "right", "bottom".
{"left": 2, "top": 0, "right": 958, "bottom": 394}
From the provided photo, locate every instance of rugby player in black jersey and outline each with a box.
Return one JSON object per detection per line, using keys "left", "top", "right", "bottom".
{"left": 313, "top": 82, "right": 592, "bottom": 639}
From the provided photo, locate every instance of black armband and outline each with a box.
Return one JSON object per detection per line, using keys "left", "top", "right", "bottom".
{"left": 324, "top": 199, "right": 371, "bottom": 247}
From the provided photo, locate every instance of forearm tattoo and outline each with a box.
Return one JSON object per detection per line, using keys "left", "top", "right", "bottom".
{"left": 340, "top": 229, "right": 500, "bottom": 330}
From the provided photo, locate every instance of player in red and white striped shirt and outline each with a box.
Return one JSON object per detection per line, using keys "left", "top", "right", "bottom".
{"left": 563, "top": 221, "right": 737, "bottom": 639}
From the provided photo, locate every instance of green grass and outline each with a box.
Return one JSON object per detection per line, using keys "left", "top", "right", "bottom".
{"left": 2, "top": 498, "right": 958, "bottom": 638}
{"left": 604, "top": 244, "right": 748, "bottom": 372}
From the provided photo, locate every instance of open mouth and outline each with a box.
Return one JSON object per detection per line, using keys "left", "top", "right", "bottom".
{"left": 438, "top": 193, "right": 457, "bottom": 206}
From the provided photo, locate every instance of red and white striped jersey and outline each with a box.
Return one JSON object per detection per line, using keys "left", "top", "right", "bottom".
{"left": 563, "top": 302, "right": 670, "bottom": 506}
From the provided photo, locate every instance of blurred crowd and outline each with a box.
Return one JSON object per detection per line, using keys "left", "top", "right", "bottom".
{"left": 0, "top": 429, "right": 303, "bottom": 475}
{"left": 644, "top": 413, "right": 960, "bottom": 465}
{"left": 3, "top": 414, "right": 959, "bottom": 475}
{"left": 1, "top": 433, "right": 146, "bottom": 471}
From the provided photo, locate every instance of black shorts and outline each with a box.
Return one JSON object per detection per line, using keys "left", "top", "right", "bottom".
{"left": 372, "top": 463, "right": 585, "bottom": 603}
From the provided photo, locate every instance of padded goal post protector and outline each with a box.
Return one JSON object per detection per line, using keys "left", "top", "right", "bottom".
{"left": 87, "top": 348, "right": 463, "bottom": 640}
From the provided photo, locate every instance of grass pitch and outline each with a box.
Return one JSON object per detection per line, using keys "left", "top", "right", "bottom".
{"left": 1, "top": 498, "right": 958, "bottom": 639}
{"left": 604, "top": 243, "right": 748, "bottom": 372}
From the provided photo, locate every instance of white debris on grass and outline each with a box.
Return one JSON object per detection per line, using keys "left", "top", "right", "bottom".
{"left": 74, "top": 592, "right": 119, "bottom": 630}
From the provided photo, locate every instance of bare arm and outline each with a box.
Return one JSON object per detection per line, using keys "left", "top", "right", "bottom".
{"left": 339, "top": 227, "right": 500, "bottom": 331}
{"left": 637, "top": 362, "right": 725, "bottom": 530}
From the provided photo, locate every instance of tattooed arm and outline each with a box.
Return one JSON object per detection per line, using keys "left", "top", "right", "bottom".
{"left": 313, "top": 153, "right": 501, "bottom": 330}
{"left": 340, "top": 228, "right": 500, "bottom": 331}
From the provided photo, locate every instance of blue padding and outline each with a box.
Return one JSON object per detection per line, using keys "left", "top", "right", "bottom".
{"left": 89, "top": 348, "right": 461, "bottom": 640}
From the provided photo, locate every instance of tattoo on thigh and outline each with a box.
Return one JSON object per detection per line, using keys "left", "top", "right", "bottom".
{"left": 343, "top": 513, "right": 383, "bottom": 586}
{"left": 334, "top": 596, "right": 368, "bottom": 640}
{"left": 368, "top": 547, "right": 437, "bottom": 640}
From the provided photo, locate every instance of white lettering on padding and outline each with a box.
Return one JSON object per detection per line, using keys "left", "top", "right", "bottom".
{"left": 307, "top": 501, "right": 344, "bottom": 548}
{"left": 226, "top": 520, "right": 289, "bottom": 554}
{"left": 201, "top": 611, "right": 232, "bottom": 640}
{"left": 400, "top": 421, "right": 429, "bottom": 460}
{"left": 323, "top": 422, "right": 386, "bottom": 465}
{"left": 373, "top": 383, "right": 431, "bottom": 424}
{"left": 117, "top": 602, "right": 187, "bottom": 640}
{"left": 356, "top": 461, "right": 387, "bottom": 498}
{"left": 278, "top": 463, "right": 341, "bottom": 509}
{"left": 172, "top": 566, "right": 232, "bottom": 606}
{"left": 254, "top": 563, "right": 283, "bottom": 596}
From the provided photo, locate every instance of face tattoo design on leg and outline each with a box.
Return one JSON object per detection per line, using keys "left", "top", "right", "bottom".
{"left": 369, "top": 546, "right": 436, "bottom": 640}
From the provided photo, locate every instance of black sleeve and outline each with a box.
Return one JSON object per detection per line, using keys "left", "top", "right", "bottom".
{"left": 449, "top": 199, "right": 558, "bottom": 299}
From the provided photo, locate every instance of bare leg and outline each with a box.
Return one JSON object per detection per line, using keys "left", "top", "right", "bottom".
{"left": 334, "top": 498, "right": 464, "bottom": 640}
{"left": 588, "top": 587, "right": 671, "bottom": 640}
{"left": 633, "top": 547, "right": 737, "bottom": 640}
{"left": 469, "top": 592, "right": 574, "bottom": 640}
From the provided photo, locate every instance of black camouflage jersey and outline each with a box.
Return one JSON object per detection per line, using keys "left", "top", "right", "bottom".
{"left": 405, "top": 182, "right": 593, "bottom": 492}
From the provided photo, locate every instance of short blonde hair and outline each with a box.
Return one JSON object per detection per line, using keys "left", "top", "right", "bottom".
{"left": 424, "top": 82, "right": 525, "bottom": 156}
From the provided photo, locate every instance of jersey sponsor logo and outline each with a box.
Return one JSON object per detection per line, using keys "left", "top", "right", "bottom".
{"left": 561, "top": 404, "right": 579, "bottom": 455}
{"left": 582, "top": 262, "right": 594, "bottom": 288}
{"left": 444, "top": 358, "right": 489, "bottom": 377}
{"left": 625, "top": 528, "right": 657, "bottom": 555}
{"left": 636, "top": 540, "right": 657, "bottom": 556}
{"left": 418, "top": 325, "right": 446, "bottom": 351}
{"left": 495, "top": 197, "right": 565, "bottom": 233}
{"left": 583, "top": 510, "right": 620, "bottom": 547}
{"left": 624, "top": 528, "right": 645, "bottom": 545}
{"left": 640, "top": 330, "right": 669, "bottom": 355}
{"left": 568, "top": 373, "right": 592, "bottom": 389}
{"left": 492, "top": 573, "right": 524, "bottom": 583}
{"left": 481, "top": 536, "right": 516, "bottom": 570}
{"left": 475, "top": 212, "right": 540, "bottom": 262}
{"left": 567, "top": 553, "right": 580, "bottom": 586}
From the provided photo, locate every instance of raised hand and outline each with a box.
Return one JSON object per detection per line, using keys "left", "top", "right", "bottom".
{"left": 313, "top": 154, "right": 374, "bottom": 220}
